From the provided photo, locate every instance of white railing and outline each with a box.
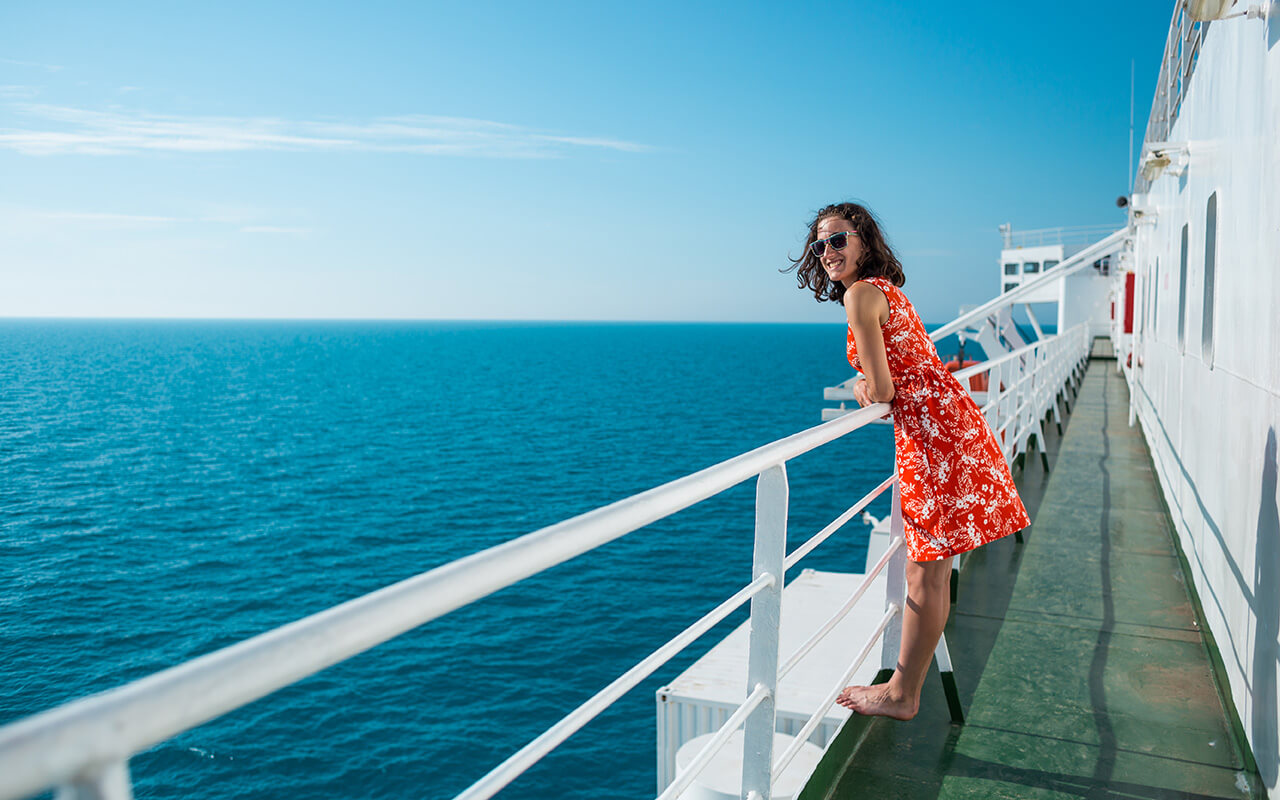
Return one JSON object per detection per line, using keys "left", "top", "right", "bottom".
{"left": 1135, "top": 0, "right": 1209, "bottom": 193}
{"left": 952, "top": 322, "right": 1092, "bottom": 467}
{"left": 1001, "top": 224, "right": 1122, "bottom": 249}
{"left": 0, "top": 324, "right": 1095, "bottom": 800}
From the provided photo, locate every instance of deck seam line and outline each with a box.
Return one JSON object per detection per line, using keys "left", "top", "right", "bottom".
{"left": 959, "top": 723, "right": 1247, "bottom": 771}
{"left": 955, "top": 609, "right": 1199, "bottom": 639}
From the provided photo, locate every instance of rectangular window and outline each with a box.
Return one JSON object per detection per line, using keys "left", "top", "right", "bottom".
{"left": 1178, "top": 224, "right": 1189, "bottom": 351}
{"left": 1004, "top": 263, "right": 1018, "bottom": 275}
{"left": 1043, "top": 259, "right": 1059, "bottom": 271}
{"left": 1023, "top": 261, "right": 1040, "bottom": 273}
{"left": 1202, "top": 192, "right": 1217, "bottom": 366}
{"left": 1003, "top": 282, "right": 1017, "bottom": 292}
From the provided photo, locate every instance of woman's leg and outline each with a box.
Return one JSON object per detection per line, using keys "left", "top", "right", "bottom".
{"left": 835, "top": 557, "right": 952, "bottom": 720}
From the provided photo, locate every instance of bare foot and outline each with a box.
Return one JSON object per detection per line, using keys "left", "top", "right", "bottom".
{"left": 835, "top": 683, "right": 919, "bottom": 720}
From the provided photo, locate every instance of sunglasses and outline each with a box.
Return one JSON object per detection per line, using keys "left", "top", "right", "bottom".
{"left": 810, "top": 230, "right": 858, "bottom": 258}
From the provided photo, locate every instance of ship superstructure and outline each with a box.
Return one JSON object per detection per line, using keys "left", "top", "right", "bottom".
{"left": 997, "top": 224, "right": 1116, "bottom": 335}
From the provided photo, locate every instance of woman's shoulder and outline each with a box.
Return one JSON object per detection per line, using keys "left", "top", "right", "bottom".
{"left": 844, "top": 279, "right": 883, "bottom": 307}
{"left": 855, "top": 275, "right": 897, "bottom": 291}
{"left": 844, "top": 278, "right": 893, "bottom": 326}
{"left": 848, "top": 277, "right": 895, "bottom": 304}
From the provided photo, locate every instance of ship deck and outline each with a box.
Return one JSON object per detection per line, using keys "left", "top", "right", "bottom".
{"left": 800, "top": 346, "right": 1266, "bottom": 799}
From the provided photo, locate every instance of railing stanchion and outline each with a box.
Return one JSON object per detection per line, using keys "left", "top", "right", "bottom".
{"left": 741, "top": 464, "right": 788, "bottom": 800}
{"left": 55, "top": 761, "right": 133, "bottom": 800}
{"left": 877, "top": 478, "right": 907, "bottom": 684}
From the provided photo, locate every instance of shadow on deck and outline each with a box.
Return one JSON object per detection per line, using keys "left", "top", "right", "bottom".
{"left": 800, "top": 348, "right": 1266, "bottom": 799}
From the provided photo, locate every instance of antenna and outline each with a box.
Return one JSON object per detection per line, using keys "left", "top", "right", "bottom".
{"left": 1128, "top": 59, "right": 1135, "bottom": 192}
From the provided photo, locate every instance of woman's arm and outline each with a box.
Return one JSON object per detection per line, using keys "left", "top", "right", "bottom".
{"left": 845, "top": 283, "right": 895, "bottom": 404}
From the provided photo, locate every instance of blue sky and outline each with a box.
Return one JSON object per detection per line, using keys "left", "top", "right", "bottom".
{"left": 1, "top": 1, "right": 1174, "bottom": 322}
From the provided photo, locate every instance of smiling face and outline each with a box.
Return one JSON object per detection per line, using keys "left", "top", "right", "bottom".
{"left": 815, "top": 216, "right": 865, "bottom": 286}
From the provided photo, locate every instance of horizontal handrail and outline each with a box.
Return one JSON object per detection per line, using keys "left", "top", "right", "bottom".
{"left": 656, "top": 684, "right": 771, "bottom": 800}
{"left": 456, "top": 572, "right": 777, "bottom": 800}
{"left": 771, "top": 605, "right": 899, "bottom": 781}
{"left": 783, "top": 474, "right": 896, "bottom": 571}
{"left": 778, "top": 536, "right": 904, "bottom": 681}
{"left": 1004, "top": 223, "right": 1123, "bottom": 249}
{"left": 0, "top": 400, "right": 895, "bottom": 800}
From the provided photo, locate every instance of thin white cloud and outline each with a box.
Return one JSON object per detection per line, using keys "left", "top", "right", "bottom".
{"left": 0, "top": 104, "right": 651, "bottom": 158}
{"left": 32, "top": 210, "right": 308, "bottom": 233}
{"left": 0, "top": 85, "right": 39, "bottom": 99}
{"left": 241, "top": 226, "right": 309, "bottom": 234}
{"left": 534, "top": 134, "right": 650, "bottom": 153}
{"left": 0, "top": 57, "right": 63, "bottom": 72}
{"left": 38, "top": 211, "right": 186, "bottom": 225}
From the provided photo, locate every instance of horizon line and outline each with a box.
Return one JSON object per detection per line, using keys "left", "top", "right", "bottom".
{"left": 0, "top": 314, "right": 996, "bottom": 328}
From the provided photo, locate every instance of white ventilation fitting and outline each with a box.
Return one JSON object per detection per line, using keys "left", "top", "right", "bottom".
{"left": 1188, "top": 0, "right": 1234, "bottom": 20}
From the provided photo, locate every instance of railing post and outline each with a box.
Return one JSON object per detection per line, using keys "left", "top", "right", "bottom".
{"left": 878, "top": 479, "right": 907, "bottom": 683}
{"left": 984, "top": 361, "right": 1001, "bottom": 445}
{"left": 998, "top": 360, "right": 1014, "bottom": 463}
{"left": 55, "top": 762, "right": 133, "bottom": 800}
{"left": 741, "top": 464, "right": 787, "bottom": 800}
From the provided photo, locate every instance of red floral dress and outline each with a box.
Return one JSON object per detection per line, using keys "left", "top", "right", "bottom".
{"left": 847, "top": 277, "right": 1030, "bottom": 561}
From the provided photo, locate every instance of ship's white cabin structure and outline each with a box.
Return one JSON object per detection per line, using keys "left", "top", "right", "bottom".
{"left": 997, "top": 223, "right": 1118, "bottom": 340}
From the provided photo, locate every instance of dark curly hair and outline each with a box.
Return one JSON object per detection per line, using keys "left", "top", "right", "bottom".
{"left": 783, "top": 201, "right": 905, "bottom": 305}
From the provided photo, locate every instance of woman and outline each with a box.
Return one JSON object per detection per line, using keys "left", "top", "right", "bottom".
{"left": 786, "top": 202, "right": 1030, "bottom": 720}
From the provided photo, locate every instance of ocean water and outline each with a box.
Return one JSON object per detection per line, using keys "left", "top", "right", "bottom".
{"left": 1, "top": 319, "right": 978, "bottom": 799}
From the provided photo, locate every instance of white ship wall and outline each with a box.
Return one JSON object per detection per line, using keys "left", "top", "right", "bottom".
{"left": 1126, "top": 11, "right": 1280, "bottom": 790}
{"left": 1061, "top": 269, "right": 1113, "bottom": 339}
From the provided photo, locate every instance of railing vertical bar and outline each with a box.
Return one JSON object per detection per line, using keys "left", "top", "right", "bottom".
{"left": 879, "top": 481, "right": 907, "bottom": 679}
{"left": 741, "top": 465, "right": 788, "bottom": 800}
{"left": 54, "top": 761, "right": 132, "bottom": 800}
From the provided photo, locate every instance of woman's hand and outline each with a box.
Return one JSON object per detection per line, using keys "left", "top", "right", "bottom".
{"left": 852, "top": 378, "right": 873, "bottom": 407}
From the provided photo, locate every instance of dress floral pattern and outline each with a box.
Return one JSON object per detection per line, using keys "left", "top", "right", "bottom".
{"left": 848, "top": 277, "right": 1030, "bottom": 561}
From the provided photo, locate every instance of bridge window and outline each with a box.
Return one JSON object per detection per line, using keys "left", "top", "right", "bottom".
{"left": 1023, "top": 261, "right": 1040, "bottom": 273}
{"left": 1003, "top": 282, "right": 1018, "bottom": 292}
{"left": 1004, "top": 263, "right": 1018, "bottom": 275}
{"left": 1178, "top": 224, "right": 1189, "bottom": 352}
{"left": 1043, "top": 259, "right": 1059, "bottom": 271}
{"left": 1202, "top": 192, "right": 1217, "bottom": 366}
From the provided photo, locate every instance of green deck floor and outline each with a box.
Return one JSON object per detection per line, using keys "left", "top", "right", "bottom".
{"left": 802, "top": 349, "right": 1266, "bottom": 799}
